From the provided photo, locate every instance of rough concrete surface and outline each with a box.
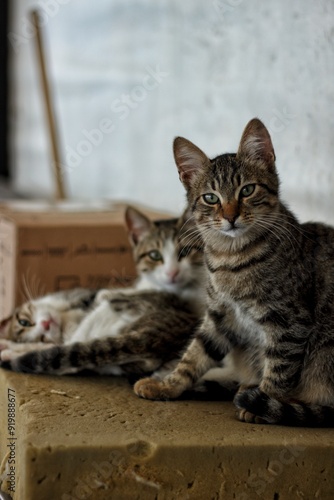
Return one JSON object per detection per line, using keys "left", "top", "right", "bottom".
{"left": 0, "top": 370, "right": 333, "bottom": 500}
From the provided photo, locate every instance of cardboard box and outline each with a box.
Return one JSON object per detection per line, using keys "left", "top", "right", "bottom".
{"left": 0, "top": 201, "right": 170, "bottom": 319}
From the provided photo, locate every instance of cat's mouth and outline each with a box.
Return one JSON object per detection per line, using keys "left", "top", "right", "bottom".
{"left": 164, "top": 276, "right": 189, "bottom": 290}
{"left": 164, "top": 279, "right": 182, "bottom": 288}
{"left": 40, "top": 317, "right": 62, "bottom": 341}
{"left": 220, "top": 224, "right": 246, "bottom": 238}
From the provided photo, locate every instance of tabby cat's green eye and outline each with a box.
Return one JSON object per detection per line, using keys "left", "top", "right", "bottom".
{"left": 203, "top": 193, "right": 220, "bottom": 205}
{"left": 240, "top": 184, "right": 255, "bottom": 198}
{"left": 148, "top": 250, "right": 163, "bottom": 262}
{"left": 18, "top": 318, "right": 32, "bottom": 328}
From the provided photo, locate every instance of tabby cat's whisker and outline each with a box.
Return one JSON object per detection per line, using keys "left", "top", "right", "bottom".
{"left": 133, "top": 117, "right": 334, "bottom": 427}
{"left": 255, "top": 216, "right": 299, "bottom": 249}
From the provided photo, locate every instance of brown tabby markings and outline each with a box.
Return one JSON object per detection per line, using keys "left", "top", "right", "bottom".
{"left": 5, "top": 291, "right": 198, "bottom": 377}
{"left": 128, "top": 207, "right": 203, "bottom": 298}
{"left": 0, "top": 206, "right": 203, "bottom": 345}
{"left": 135, "top": 118, "right": 334, "bottom": 427}
{"left": 0, "top": 207, "right": 204, "bottom": 378}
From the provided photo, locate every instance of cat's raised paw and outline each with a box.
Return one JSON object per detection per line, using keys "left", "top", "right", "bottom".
{"left": 134, "top": 377, "right": 176, "bottom": 400}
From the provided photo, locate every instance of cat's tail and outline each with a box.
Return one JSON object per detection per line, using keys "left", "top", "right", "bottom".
{"left": 0, "top": 336, "right": 152, "bottom": 375}
{"left": 234, "top": 387, "right": 334, "bottom": 427}
{"left": 1, "top": 342, "right": 96, "bottom": 375}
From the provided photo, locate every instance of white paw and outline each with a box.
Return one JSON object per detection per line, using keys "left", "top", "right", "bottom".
{"left": 0, "top": 340, "right": 16, "bottom": 352}
{"left": 0, "top": 342, "right": 45, "bottom": 358}
{"left": 1, "top": 349, "right": 22, "bottom": 361}
{"left": 95, "top": 289, "right": 115, "bottom": 303}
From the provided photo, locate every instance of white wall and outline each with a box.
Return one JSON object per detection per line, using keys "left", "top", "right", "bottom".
{"left": 9, "top": 0, "right": 334, "bottom": 223}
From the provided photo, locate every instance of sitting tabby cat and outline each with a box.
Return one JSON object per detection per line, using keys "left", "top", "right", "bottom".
{"left": 134, "top": 118, "right": 334, "bottom": 427}
{"left": 0, "top": 206, "right": 204, "bottom": 377}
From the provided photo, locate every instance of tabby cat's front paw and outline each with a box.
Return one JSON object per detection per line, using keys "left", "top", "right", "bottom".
{"left": 0, "top": 341, "right": 20, "bottom": 362}
{"left": 134, "top": 377, "right": 181, "bottom": 400}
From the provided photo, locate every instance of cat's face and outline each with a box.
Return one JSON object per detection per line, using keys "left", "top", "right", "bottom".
{"left": 0, "top": 296, "right": 66, "bottom": 343}
{"left": 126, "top": 207, "right": 203, "bottom": 292}
{"left": 173, "top": 118, "right": 280, "bottom": 246}
{"left": 0, "top": 289, "right": 94, "bottom": 343}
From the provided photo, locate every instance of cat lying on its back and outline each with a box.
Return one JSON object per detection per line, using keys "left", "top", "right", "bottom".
{"left": 0, "top": 206, "right": 205, "bottom": 378}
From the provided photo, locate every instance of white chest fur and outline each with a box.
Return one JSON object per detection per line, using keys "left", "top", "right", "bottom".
{"left": 67, "top": 300, "right": 140, "bottom": 344}
{"left": 213, "top": 286, "right": 267, "bottom": 348}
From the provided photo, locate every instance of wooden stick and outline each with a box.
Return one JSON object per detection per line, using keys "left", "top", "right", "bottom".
{"left": 31, "top": 9, "right": 66, "bottom": 200}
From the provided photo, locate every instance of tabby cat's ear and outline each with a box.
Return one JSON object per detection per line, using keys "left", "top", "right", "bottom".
{"left": 237, "top": 118, "right": 276, "bottom": 167}
{"left": 125, "top": 206, "right": 152, "bottom": 245}
{"left": 0, "top": 316, "right": 12, "bottom": 339}
{"left": 173, "top": 137, "right": 209, "bottom": 188}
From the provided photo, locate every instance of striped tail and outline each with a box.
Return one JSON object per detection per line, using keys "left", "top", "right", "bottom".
{"left": 0, "top": 336, "right": 154, "bottom": 376}
{"left": 1, "top": 342, "right": 104, "bottom": 375}
{"left": 234, "top": 387, "right": 334, "bottom": 427}
{"left": 1, "top": 346, "right": 65, "bottom": 374}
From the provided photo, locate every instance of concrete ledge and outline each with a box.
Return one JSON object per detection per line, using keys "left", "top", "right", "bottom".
{"left": 0, "top": 370, "right": 333, "bottom": 500}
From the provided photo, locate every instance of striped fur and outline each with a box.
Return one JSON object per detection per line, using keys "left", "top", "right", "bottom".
{"left": 2, "top": 291, "right": 198, "bottom": 378}
{"left": 234, "top": 387, "right": 334, "bottom": 427}
{"left": 135, "top": 118, "right": 334, "bottom": 427}
{"left": 0, "top": 208, "right": 205, "bottom": 378}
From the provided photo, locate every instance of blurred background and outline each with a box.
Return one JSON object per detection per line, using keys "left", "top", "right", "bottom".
{"left": 1, "top": 0, "right": 334, "bottom": 221}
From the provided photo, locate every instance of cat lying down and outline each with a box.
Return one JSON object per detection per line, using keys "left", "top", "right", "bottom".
{"left": 0, "top": 283, "right": 238, "bottom": 400}
{"left": 0, "top": 287, "right": 198, "bottom": 378}
{"left": 0, "top": 205, "right": 239, "bottom": 399}
{"left": 0, "top": 206, "right": 207, "bottom": 380}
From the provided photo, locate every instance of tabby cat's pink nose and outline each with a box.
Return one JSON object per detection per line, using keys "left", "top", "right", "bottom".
{"left": 167, "top": 269, "right": 179, "bottom": 282}
{"left": 41, "top": 320, "right": 52, "bottom": 331}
